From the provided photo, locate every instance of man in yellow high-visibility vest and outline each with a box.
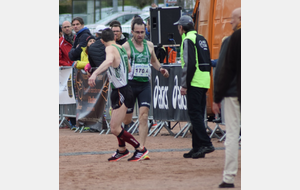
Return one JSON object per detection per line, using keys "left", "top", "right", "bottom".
{"left": 174, "top": 15, "right": 215, "bottom": 159}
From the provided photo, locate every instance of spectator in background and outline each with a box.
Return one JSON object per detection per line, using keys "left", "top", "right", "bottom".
{"left": 132, "top": 14, "right": 141, "bottom": 22}
{"left": 111, "top": 24, "right": 127, "bottom": 45}
{"left": 145, "top": 18, "right": 150, "bottom": 40}
{"left": 213, "top": 7, "right": 241, "bottom": 189}
{"left": 88, "top": 29, "right": 106, "bottom": 69}
{"left": 59, "top": 21, "right": 76, "bottom": 129}
{"left": 59, "top": 21, "right": 74, "bottom": 67}
{"left": 95, "top": 28, "right": 103, "bottom": 38}
{"left": 74, "top": 36, "right": 96, "bottom": 73}
{"left": 109, "top": 20, "right": 128, "bottom": 42}
{"left": 59, "top": 25, "right": 63, "bottom": 38}
{"left": 109, "top": 20, "right": 121, "bottom": 27}
{"left": 151, "top": 3, "right": 158, "bottom": 7}
{"left": 69, "top": 17, "right": 92, "bottom": 62}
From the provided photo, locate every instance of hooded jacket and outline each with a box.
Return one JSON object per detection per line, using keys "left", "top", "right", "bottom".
{"left": 68, "top": 27, "right": 92, "bottom": 61}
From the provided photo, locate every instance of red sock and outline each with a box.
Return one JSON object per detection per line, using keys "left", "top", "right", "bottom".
{"left": 117, "top": 129, "right": 140, "bottom": 149}
{"left": 117, "top": 136, "right": 126, "bottom": 147}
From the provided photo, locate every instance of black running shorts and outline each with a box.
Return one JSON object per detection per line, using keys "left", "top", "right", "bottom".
{"left": 126, "top": 80, "right": 151, "bottom": 113}
{"left": 110, "top": 85, "right": 134, "bottom": 110}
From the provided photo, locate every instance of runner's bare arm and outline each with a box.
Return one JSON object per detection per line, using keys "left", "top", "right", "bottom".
{"left": 122, "top": 42, "right": 131, "bottom": 60}
{"left": 147, "top": 41, "right": 169, "bottom": 78}
{"left": 88, "top": 46, "right": 115, "bottom": 87}
{"left": 122, "top": 42, "right": 132, "bottom": 73}
{"left": 127, "top": 58, "right": 131, "bottom": 73}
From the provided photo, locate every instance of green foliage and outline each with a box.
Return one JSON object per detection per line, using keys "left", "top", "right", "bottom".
{"left": 101, "top": 0, "right": 113, "bottom": 7}
{"left": 73, "top": 1, "right": 87, "bottom": 14}
{"left": 59, "top": 0, "right": 72, "bottom": 5}
{"left": 130, "top": 0, "right": 153, "bottom": 9}
{"left": 59, "top": 5, "right": 72, "bottom": 14}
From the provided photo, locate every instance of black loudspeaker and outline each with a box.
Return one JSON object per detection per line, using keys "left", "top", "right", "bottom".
{"left": 150, "top": 6, "right": 182, "bottom": 47}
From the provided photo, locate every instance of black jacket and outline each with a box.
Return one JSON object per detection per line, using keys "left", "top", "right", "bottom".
{"left": 68, "top": 27, "right": 92, "bottom": 61}
{"left": 116, "top": 35, "right": 128, "bottom": 46}
{"left": 214, "top": 29, "right": 241, "bottom": 105}
{"left": 213, "top": 36, "right": 237, "bottom": 99}
{"left": 87, "top": 37, "right": 106, "bottom": 68}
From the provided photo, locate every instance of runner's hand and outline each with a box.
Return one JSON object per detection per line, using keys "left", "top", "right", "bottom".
{"left": 88, "top": 73, "right": 97, "bottom": 87}
{"left": 160, "top": 68, "right": 169, "bottom": 78}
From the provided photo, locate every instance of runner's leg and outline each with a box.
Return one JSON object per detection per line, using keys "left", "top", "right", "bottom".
{"left": 138, "top": 106, "right": 149, "bottom": 147}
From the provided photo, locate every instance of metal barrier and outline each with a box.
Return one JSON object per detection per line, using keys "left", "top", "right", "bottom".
{"left": 59, "top": 66, "right": 77, "bottom": 129}
{"left": 59, "top": 104, "right": 76, "bottom": 128}
{"left": 59, "top": 65, "right": 233, "bottom": 141}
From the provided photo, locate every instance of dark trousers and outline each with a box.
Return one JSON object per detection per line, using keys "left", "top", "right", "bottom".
{"left": 187, "top": 86, "right": 212, "bottom": 150}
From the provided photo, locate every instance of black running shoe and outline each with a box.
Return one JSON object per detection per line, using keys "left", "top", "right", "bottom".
{"left": 108, "top": 149, "right": 130, "bottom": 162}
{"left": 128, "top": 147, "right": 149, "bottom": 162}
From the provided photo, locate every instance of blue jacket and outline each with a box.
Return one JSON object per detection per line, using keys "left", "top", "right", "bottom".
{"left": 68, "top": 27, "right": 92, "bottom": 61}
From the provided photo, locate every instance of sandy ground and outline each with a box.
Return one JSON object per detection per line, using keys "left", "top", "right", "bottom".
{"left": 59, "top": 122, "right": 241, "bottom": 190}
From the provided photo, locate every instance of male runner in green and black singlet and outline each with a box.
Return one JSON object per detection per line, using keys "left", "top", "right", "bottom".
{"left": 122, "top": 18, "right": 169, "bottom": 159}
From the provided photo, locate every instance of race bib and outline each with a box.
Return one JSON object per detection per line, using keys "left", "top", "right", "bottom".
{"left": 133, "top": 64, "right": 150, "bottom": 77}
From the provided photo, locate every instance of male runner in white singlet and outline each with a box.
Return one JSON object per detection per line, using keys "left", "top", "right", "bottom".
{"left": 88, "top": 28, "right": 148, "bottom": 162}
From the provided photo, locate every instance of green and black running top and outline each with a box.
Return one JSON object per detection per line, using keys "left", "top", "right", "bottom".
{"left": 127, "top": 39, "right": 151, "bottom": 82}
{"left": 107, "top": 44, "right": 129, "bottom": 89}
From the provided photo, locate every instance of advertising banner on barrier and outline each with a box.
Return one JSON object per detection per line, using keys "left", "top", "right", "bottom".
{"left": 76, "top": 70, "right": 109, "bottom": 131}
{"left": 59, "top": 67, "right": 76, "bottom": 104}
{"left": 151, "top": 64, "right": 190, "bottom": 121}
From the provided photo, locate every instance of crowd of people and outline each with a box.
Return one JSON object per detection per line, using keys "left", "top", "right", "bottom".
{"left": 59, "top": 5, "right": 241, "bottom": 188}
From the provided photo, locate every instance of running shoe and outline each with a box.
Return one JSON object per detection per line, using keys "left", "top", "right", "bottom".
{"left": 70, "top": 126, "right": 77, "bottom": 130}
{"left": 128, "top": 147, "right": 149, "bottom": 162}
{"left": 143, "top": 155, "right": 150, "bottom": 160}
{"left": 108, "top": 149, "right": 130, "bottom": 162}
